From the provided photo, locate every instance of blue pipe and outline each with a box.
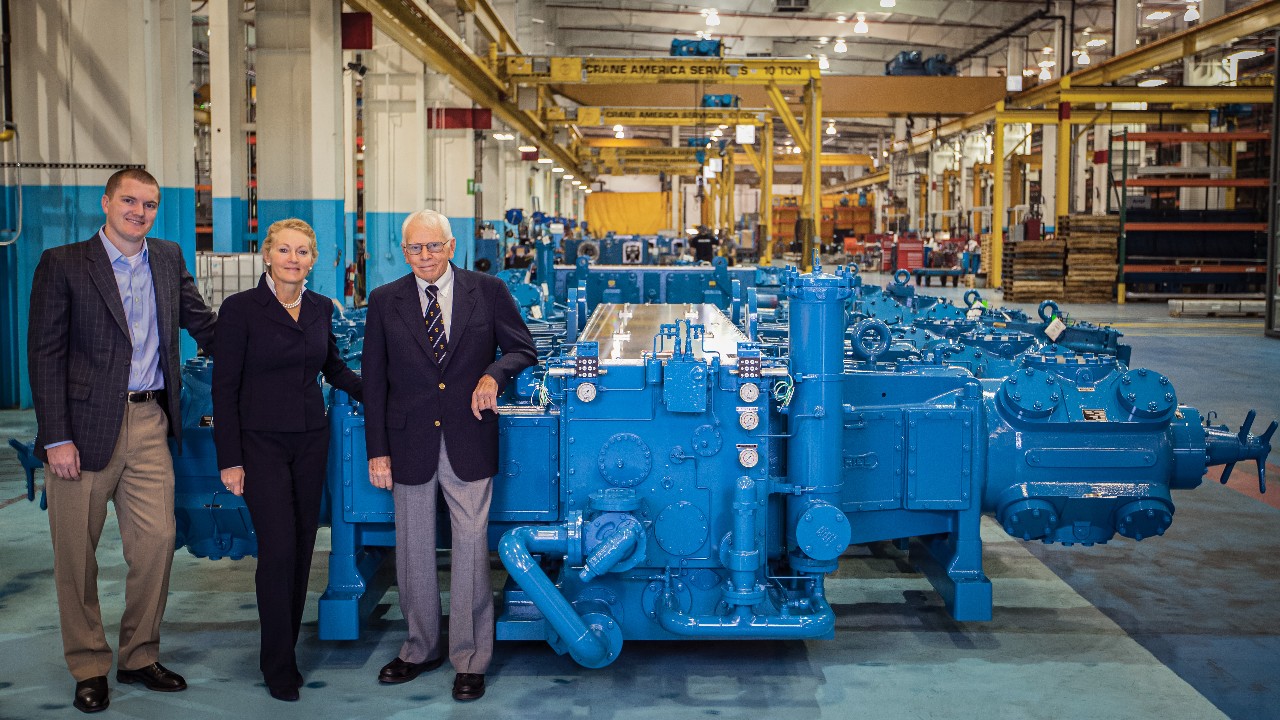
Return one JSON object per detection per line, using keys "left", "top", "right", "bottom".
{"left": 655, "top": 576, "right": 835, "bottom": 639}
{"left": 497, "top": 526, "right": 614, "bottom": 667}
{"left": 578, "top": 516, "right": 643, "bottom": 582}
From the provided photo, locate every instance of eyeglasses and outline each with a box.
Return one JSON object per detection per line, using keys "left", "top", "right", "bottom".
{"left": 402, "top": 240, "right": 452, "bottom": 255}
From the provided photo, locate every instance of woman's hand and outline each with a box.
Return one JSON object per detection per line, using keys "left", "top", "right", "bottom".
{"left": 221, "top": 466, "right": 245, "bottom": 496}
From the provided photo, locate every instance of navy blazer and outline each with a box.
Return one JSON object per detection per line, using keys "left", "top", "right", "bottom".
{"left": 212, "top": 276, "right": 363, "bottom": 470}
{"left": 28, "top": 234, "right": 217, "bottom": 471}
{"left": 363, "top": 264, "right": 537, "bottom": 483}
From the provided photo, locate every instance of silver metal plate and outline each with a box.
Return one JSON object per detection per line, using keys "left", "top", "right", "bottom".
{"left": 580, "top": 304, "right": 747, "bottom": 364}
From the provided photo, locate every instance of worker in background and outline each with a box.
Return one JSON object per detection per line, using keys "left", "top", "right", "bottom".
{"left": 28, "top": 168, "right": 217, "bottom": 713}
{"left": 212, "top": 218, "right": 363, "bottom": 702}
{"left": 362, "top": 209, "right": 536, "bottom": 702}
{"left": 690, "top": 225, "right": 718, "bottom": 263}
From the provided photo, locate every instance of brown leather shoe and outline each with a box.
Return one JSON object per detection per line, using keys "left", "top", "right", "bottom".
{"left": 377, "top": 656, "right": 444, "bottom": 684}
{"left": 73, "top": 676, "right": 109, "bottom": 713}
{"left": 115, "top": 662, "right": 187, "bottom": 692}
{"left": 452, "top": 673, "right": 485, "bottom": 701}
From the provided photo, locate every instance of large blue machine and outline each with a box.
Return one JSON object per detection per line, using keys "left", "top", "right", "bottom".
{"left": 12, "top": 260, "right": 1273, "bottom": 668}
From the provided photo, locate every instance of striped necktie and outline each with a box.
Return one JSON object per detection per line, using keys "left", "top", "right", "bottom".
{"left": 424, "top": 284, "right": 447, "bottom": 364}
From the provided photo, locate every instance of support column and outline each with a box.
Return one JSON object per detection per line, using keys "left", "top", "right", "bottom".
{"left": 1114, "top": 0, "right": 1139, "bottom": 55}
{"left": 761, "top": 121, "right": 774, "bottom": 265}
{"left": 255, "top": 0, "right": 345, "bottom": 297}
{"left": 992, "top": 104, "right": 1006, "bottom": 288}
{"left": 2, "top": 0, "right": 196, "bottom": 406}
{"left": 1041, "top": 124, "right": 1058, "bottom": 226}
{"left": 209, "top": 0, "right": 249, "bottom": 252}
{"left": 360, "top": 40, "right": 428, "bottom": 290}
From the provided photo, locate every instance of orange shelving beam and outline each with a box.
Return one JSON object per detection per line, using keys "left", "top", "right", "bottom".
{"left": 1120, "top": 177, "right": 1271, "bottom": 188}
{"left": 1125, "top": 222, "right": 1267, "bottom": 232}
{"left": 1121, "top": 131, "right": 1271, "bottom": 143}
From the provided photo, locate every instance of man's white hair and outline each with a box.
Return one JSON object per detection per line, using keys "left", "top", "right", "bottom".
{"left": 401, "top": 209, "right": 454, "bottom": 242}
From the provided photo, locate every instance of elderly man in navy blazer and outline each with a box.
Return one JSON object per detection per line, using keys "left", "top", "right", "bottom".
{"left": 28, "top": 168, "right": 217, "bottom": 713}
{"left": 362, "top": 209, "right": 536, "bottom": 701}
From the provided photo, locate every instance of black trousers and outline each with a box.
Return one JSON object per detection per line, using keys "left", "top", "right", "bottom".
{"left": 240, "top": 428, "right": 329, "bottom": 688}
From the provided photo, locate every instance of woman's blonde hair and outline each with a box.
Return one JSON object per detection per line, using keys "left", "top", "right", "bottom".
{"left": 262, "top": 218, "right": 318, "bottom": 277}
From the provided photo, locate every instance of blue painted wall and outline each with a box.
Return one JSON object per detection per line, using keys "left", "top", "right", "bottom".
{"left": 212, "top": 196, "right": 250, "bottom": 252}
{"left": 257, "top": 199, "right": 344, "bottom": 299}
{"left": 0, "top": 183, "right": 201, "bottom": 409}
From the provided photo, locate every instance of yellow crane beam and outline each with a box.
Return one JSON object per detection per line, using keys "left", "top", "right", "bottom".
{"left": 544, "top": 107, "right": 768, "bottom": 127}
{"left": 503, "top": 56, "right": 820, "bottom": 85}
{"left": 347, "top": 0, "right": 588, "bottom": 178}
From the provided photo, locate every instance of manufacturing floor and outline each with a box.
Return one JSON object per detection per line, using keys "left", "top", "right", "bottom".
{"left": 1, "top": 285, "right": 1277, "bottom": 720}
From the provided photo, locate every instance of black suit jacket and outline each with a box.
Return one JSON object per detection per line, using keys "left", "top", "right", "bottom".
{"left": 211, "top": 276, "right": 364, "bottom": 469}
{"left": 363, "top": 264, "right": 537, "bottom": 483}
{"left": 28, "top": 233, "right": 217, "bottom": 472}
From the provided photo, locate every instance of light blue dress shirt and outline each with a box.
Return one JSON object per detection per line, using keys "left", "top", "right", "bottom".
{"left": 100, "top": 229, "right": 164, "bottom": 392}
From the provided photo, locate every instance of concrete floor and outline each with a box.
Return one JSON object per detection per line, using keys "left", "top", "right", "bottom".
{"left": 1, "top": 290, "right": 1277, "bottom": 720}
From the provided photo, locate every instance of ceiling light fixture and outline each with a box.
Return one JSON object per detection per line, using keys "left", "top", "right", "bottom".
{"left": 1145, "top": 10, "right": 1172, "bottom": 22}
{"left": 703, "top": 9, "right": 720, "bottom": 27}
{"left": 552, "top": 167, "right": 564, "bottom": 173}
{"left": 1042, "top": 45, "right": 1054, "bottom": 54}
{"left": 1038, "top": 59, "right": 1056, "bottom": 68}
{"left": 836, "top": 15, "right": 847, "bottom": 23}
{"left": 518, "top": 145, "right": 537, "bottom": 153}
{"left": 563, "top": 174, "right": 574, "bottom": 180}
{"left": 1038, "top": 66, "right": 1052, "bottom": 81}
{"left": 834, "top": 38, "right": 847, "bottom": 53}
{"left": 880, "top": 0, "right": 896, "bottom": 7}
{"left": 614, "top": 130, "right": 625, "bottom": 139}
{"left": 1077, "top": 49, "right": 1091, "bottom": 65}
{"left": 1184, "top": 4, "right": 1200, "bottom": 21}
{"left": 1137, "top": 77, "right": 1168, "bottom": 87}
{"left": 818, "top": 54, "right": 830, "bottom": 70}
{"left": 613, "top": 124, "right": 624, "bottom": 132}
{"left": 853, "top": 13, "right": 869, "bottom": 34}
{"left": 1086, "top": 38, "right": 1107, "bottom": 47}
{"left": 826, "top": 121, "right": 836, "bottom": 136}
{"left": 1225, "top": 49, "right": 1264, "bottom": 61}
{"left": 537, "top": 158, "right": 553, "bottom": 164}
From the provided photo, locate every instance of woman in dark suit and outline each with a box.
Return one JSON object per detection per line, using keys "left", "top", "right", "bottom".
{"left": 212, "top": 218, "right": 362, "bottom": 701}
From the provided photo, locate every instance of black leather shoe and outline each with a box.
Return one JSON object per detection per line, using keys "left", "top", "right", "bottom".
{"left": 377, "top": 656, "right": 444, "bottom": 684}
{"left": 295, "top": 671, "right": 305, "bottom": 688}
{"left": 73, "top": 676, "right": 109, "bottom": 713}
{"left": 115, "top": 662, "right": 187, "bottom": 692}
{"left": 269, "top": 685, "right": 300, "bottom": 702}
{"left": 452, "top": 673, "right": 485, "bottom": 701}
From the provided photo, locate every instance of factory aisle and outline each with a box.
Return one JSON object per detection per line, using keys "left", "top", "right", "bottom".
{"left": 1, "top": 293, "right": 1277, "bottom": 720}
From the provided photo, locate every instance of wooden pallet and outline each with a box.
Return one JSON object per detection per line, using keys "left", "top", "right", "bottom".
{"left": 1059, "top": 215, "right": 1118, "bottom": 304}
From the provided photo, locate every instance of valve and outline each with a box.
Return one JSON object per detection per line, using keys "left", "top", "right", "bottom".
{"left": 1216, "top": 410, "right": 1278, "bottom": 493}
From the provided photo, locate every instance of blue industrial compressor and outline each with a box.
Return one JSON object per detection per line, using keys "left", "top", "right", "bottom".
{"left": 13, "top": 261, "right": 1273, "bottom": 669}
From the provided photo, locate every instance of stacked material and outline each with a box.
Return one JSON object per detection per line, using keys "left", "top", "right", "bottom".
{"left": 1003, "top": 237, "right": 1065, "bottom": 303}
{"left": 1060, "top": 215, "right": 1119, "bottom": 303}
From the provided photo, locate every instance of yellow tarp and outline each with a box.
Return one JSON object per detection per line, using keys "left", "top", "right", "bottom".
{"left": 584, "top": 191, "right": 670, "bottom": 235}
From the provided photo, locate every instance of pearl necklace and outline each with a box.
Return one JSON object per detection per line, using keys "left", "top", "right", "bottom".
{"left": 279, "top": 290, "right": 303, "bottom": 309}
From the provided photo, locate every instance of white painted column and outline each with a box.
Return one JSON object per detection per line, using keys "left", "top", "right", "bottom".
{"left": 254, "top": 0, "right": 345, "bottom": 297}
{"left": 209, "top": 0, "right": 249, "bottom": 251}
{"left": 1114, "top": 0, "right": 1139, "bottom": 55}
{"left": 1040, "top": 125, "right": 1057, "bottom": 224}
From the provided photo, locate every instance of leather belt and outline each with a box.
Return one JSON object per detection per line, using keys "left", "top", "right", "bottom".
{"left": 127, "top": 390, "right": 159, "bottom": 403}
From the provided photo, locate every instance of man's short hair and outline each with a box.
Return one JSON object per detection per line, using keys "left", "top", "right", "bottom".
{"left": 402, "top": 209, "right": 454, "bottom": 242}
{"left": 104, "top": 168, "right": 160, "bottom": 199}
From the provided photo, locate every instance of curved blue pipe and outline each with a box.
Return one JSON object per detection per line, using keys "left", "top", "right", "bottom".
{"left": 655, "top": 581, "right": 835, "bottom": 639}
{"left": 497, "top": 526, "right": 613, "bottom": 667}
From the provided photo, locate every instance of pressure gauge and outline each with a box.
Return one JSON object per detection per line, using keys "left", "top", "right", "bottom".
{"left": 738, "top": 446, "right": 759, "bottom": 468}
{"left": 576, "top": 382, "right": 598, "bottom": 403}
{"left": 738, "top": 409, "right": 760, "bottom": 431}
{"left": 738, "top": 383, "right": 760, "bottom": 403}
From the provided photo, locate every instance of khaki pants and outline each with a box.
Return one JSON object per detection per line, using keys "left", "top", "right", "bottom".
{"left": 45, "top": 400, "right": 176, "bottom": 681}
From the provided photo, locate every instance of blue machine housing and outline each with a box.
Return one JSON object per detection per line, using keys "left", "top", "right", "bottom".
{"left": 17, "top": 255, "right": 1272, "bottom": 667}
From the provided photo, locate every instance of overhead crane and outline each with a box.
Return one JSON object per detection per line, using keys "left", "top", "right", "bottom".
{"left": 503, "top": 55, "right": 825, "bottom": 270}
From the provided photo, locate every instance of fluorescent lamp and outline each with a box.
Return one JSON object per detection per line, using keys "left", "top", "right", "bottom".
{"left": 518, "top": 145, "right": 537, "bottom": 153}
{"left": 551, "top": 167, "right": 564, "bottom": 173}
{"left": 1086, "top": 38, "right": 1107, "bottom": 47}
{"left": 1137, "top": 77, "right": 1168, "bottom": 87}
{"left": 1145, "top": 10, "right": 1172, "bottom": 21}
{"left": 563, "top": 174, "right": 574, "bottom": 180}
{"left": 1225, "top": 49, "right": 1265, "bottom": 61}
{"left": 853, "top": 13, "right": 868, "bottom": 34}
{"left": 537, "top": 158, "right": 553, "bottom": 164}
